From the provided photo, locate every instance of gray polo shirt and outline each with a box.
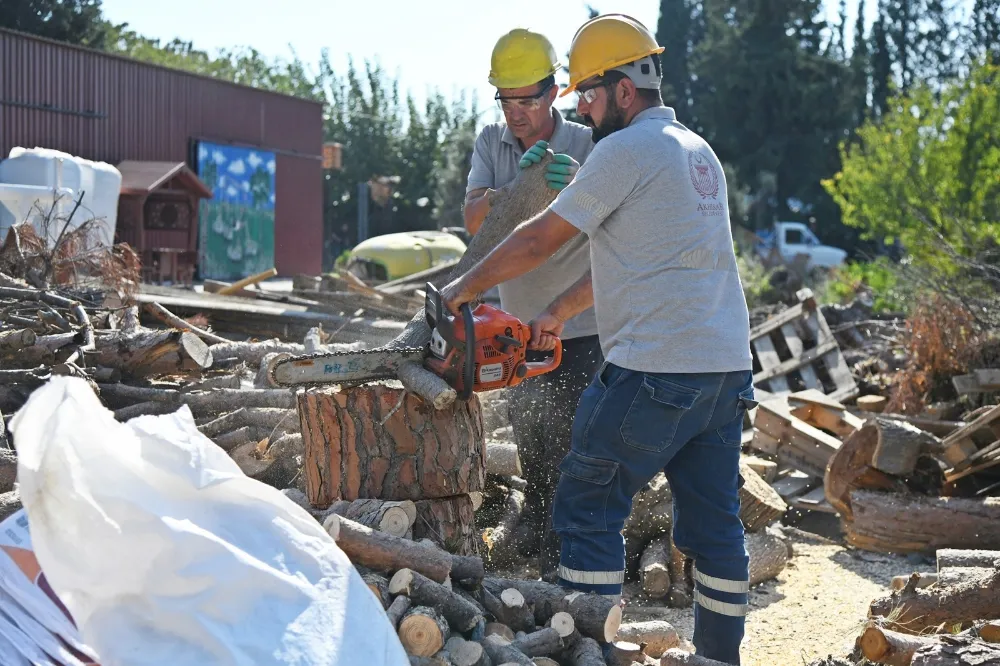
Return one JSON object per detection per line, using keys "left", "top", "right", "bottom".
{"left": 466, "top": 109, "right": 598, "bottom": 340}
{"left": 550, "top": 106, "right": 752, "bottom": 373}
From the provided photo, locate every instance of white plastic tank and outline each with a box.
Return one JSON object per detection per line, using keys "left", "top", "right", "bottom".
{"left": 0, "top": 147, "right": 120, "bottom": 247}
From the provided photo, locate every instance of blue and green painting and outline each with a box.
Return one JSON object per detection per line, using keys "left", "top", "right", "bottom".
{"left": 196, "top": 142, "right": 276, "bottom": 280}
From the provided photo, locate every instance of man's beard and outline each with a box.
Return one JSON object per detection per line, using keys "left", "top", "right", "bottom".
{"left": 583, "top": 97, "right": 628, "bottom": 144}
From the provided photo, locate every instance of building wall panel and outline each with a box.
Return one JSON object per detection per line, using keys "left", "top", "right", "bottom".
{"left": 0, "top": 28, "right": 324, "bottom": 277}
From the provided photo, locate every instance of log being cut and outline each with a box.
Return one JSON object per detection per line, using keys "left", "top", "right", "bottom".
{"left": 288, "top": 155, "right": 560, "bottom": 409}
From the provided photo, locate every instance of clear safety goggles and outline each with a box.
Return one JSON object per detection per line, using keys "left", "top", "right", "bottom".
{"left": 495, "top": 83, "right": 554, "bottom": 112}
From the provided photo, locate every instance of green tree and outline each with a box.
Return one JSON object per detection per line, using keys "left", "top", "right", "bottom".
{"left": 822, "top": 60, "right": 1000, "bottom": 267}
{"left": 968, "top": 0, "right": 1000, "bottom": 64}
{"left": 850, "top": 0, "right": 871, "bottom": 125}
{"left": 870, "top": 1, "right": 894, "bottom": 119}
{"left": 656, "top": 0, "right": 706, "bottom": 128}
{"left": 0, "top": 0, "right": 107, "bottom": 46}
{"left": 435, "top": 96, "right": 481, "bottom": 230}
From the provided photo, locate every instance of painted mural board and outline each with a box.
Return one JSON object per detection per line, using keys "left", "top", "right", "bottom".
{"left": 196, "top": 142, "right": 276, "bottom": 280}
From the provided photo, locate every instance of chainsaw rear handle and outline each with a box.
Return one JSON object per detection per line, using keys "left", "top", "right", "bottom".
{"left": 522, "top": 338, "right": 562, "bottom": 379}
{"left": 425, "top": 282, "right": 475, "bottom": 401}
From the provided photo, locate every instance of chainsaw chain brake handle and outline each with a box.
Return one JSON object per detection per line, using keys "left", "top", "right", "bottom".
{"left": 424, "top": 282, "right": 475, "bottom": 401}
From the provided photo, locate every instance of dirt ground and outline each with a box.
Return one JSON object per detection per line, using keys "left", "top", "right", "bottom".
{"left": 622, "top": 525, "right": 918, "bottom": 666}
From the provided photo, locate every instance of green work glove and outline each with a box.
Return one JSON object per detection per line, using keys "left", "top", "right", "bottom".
{"left": 518, "top": 140, "right": 549, "bottom": 169}
{"left": 544, "top": 153, "right": 579, "bottom": 191}
{"left": 519, "top": 141, "right": 580, "bottom": 191}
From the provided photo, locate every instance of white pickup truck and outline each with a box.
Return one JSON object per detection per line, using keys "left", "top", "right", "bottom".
{"left": 754, "top": 221, "right": 847, "bottom": 270}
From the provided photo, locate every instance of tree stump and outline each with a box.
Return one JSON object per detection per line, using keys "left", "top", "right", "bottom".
{"left": 299, "top": 384, "right": 485, "bottom": 505}
{"left": 824, "top": 424, "right": 908, "bottom": 519}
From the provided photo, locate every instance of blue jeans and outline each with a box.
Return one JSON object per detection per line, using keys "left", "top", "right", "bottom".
{"left": 551, "top": 362, "right": 757, "bottom": 665}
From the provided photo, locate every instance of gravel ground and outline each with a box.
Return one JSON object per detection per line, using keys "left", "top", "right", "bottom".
{"left": 623, "top": 527, "right": 916, "bottom": 666}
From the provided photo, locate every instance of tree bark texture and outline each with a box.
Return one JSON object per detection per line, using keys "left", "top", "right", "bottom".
{"left": 869, "top": 568, "right": 1000, "bottom": 634}
{"left": 739, "top": 459, "right": 788, "bottom": 532}
{"left": 938, "top": 550, "right": 1000, "bottom": 572}
{"left": 614, "top": 620, "right": 681, "bottom": 658}
{"left": 872, "top": 417, "right": 942, "bottom": 476}
{"left": 509, "top": 627, "right": 565, "bottom": 657}
{"left": 324, "top": 513, "right": 452, "bottom": 583}
{"left": 484, "top": 577, "right": 622, "bottom": 643}
{"left": 413, "top": 495, "right": 478, "bottom": 556}
{"left": 298, "top": 384, "right": 485, "bottom": 505}
{"left": 910, "top": 635, "right": 1000, "bottom": 665}
{"left": 565, "top": 636, "right": 605, "bottom": 666}
{"left": 389, "top": 568, "right": 483, "bottom": 633}
{"left": 748, "top": 529, "right": 791, "bottom": 586}
{"left": 486, "top": 441, "right": 522, "bottom": 477}
{"left": 824, "top": 424, "right": 910, "bottom": 519}
{"left": 659, "top": 648, "right": 731, "bottom": 665}
{"left": 480, "top": 634, "right": 533, "bottom": 666}
{"left": 481, "top": 587, "right": 535, "bottom": 634}
{"left": 845, "top": 490, "right": 1000, "bottom": 554}
{"left": 331, "top": 498, "right": 417, "bottom": 538}
{"left": 481, "top": 486, "right": 525, "bottom": 567}
{"left": 639, "top": 537, "right": 672, "bottom": 598}
{"left": 859, "top": 624, "right": 936, "bottom": 666}
{"left": 386, "top": 594, "right": 413, "bottom": 629}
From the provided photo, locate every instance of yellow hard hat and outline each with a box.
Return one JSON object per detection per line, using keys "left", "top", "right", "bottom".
{"left": 560, "top": 14, "right": 665, "bottom": 97}
{"left": 488, "top": 28, "right": 561, "bottom": 89}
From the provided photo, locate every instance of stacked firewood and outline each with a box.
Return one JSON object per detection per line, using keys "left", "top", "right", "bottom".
{"left": 320, "top": 510, "right": 685, "bottom": 666}
{"left": 824, "top": 408, "right": 1000, "bottom": 554}
{"left": 856, "top": 548, "right": 1000, "bottom": 665}
{"left": 623, "top": 465, "right": 791, "bottom": 607}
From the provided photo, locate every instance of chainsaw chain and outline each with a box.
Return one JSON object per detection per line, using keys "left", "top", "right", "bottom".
{"left": 268, "top": 346, "right": 426, "bottom": 390}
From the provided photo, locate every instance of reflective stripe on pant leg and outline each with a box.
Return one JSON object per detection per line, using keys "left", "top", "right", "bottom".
{"left": 556, "top": 529, "right": 626, "bottom": 596}
{"left": 693, "top": 563, "right": 749, "bottom": 617}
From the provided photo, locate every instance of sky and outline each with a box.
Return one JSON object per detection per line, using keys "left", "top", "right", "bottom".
{"left": 99, "top": 0, "right": 943, "bottom": 124}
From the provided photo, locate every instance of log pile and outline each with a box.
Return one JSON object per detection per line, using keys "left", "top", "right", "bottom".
{"left": 839, "top": 548, "right": 1000, "bottom": 666}
{"left": 323, "top": 512, "right": 686, "bottom": 664}
{"left": 824, "top": 408, "right": 1000, "bottom": 554}
{"left": 0, "top": 268, "right": 316, "bottom": 495}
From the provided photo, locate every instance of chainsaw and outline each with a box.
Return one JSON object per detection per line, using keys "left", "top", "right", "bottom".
{"left": 269, "top": 283, "right": 562, "bottom": 399}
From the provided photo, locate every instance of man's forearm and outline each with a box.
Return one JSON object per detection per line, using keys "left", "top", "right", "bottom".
{"left": 547, "top": 270, "right": 594, "bottom": 322}
{"left": 463, "top": 189, "right": 490, "bottom": 235}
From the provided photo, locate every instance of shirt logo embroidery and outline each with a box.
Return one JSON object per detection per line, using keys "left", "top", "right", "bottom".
{"left": 689, "top": 152, "right": 719, "bottom": 199}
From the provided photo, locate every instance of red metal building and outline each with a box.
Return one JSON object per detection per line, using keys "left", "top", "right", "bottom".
{"left": 0, "top": 27, "right": 324, "bottom": 277}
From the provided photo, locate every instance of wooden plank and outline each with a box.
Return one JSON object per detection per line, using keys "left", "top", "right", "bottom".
{"left": 939, "top": 404, "right": 1000, "bottom": 467}
{"left": 791, "top": 403, "right": 863, "bottom": 438}
{"left": 753, "top": 339, "right": 839, "bottom": 386}
{"left": 974, "top": 369, "right": 1000, "bottom": 390}
{"left": 752, "top": 334, "right": 790, "bottom": 393}
{"left": 788, "top": 389, "right": 846, "bottom": 412}
{"left": 748, "top": 302, "right": 807, "bottom": 341}
{"left": 781, "top": 324, "right": 822, "bottom": 389}
{"left": 771, "top": 471, "right": 819, "bottom": 499}
{"left": 750, "top": 429, "right": 781, "bottom": 455}
{"left": 790, "top": 487, "right": 837, "bottom": 514}
{"left": 754, "top": 399, "right": 842, "bottom": 478}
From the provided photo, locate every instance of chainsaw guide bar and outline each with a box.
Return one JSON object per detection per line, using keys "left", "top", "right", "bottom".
{"left": 269, "top": 347, "right": 427, "bottom": 390}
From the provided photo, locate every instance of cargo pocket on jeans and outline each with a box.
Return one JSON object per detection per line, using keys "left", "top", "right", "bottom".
{"left": 552, "top": 451, "right": 619, "bottom": 532}
{"left": 621, "top": 375, "right": 700, "bottom": 453}
{"left": 717, "top": 384, "right": 759, "bottom": 447}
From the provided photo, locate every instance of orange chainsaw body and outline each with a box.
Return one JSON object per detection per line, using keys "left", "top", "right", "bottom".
{"left": 424, "top": 283, "right": 562, "bottom": 399}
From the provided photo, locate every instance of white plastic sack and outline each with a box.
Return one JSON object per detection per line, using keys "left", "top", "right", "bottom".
{"left": 10, "top": 377, "right": 409, "bottom": 666}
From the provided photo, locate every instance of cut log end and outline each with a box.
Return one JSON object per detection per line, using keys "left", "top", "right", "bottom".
{"left": 399, "top": 606, "right": 450, "bottom": 657}
{"left": 550, "top": 612, "right": 575, "bottom": 638}
{"left": 605, "top": 603, "right": 624, "bottom": 643}
{"left": 389, "top": 568, "right": 416, "bottom": 596}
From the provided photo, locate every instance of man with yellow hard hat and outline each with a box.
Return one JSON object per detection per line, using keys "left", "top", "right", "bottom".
{"left": 448, "top": 15, "right": 754, "bottom": 664}
{"left": 463, "top": 28, "right": 602, "bottom": 583}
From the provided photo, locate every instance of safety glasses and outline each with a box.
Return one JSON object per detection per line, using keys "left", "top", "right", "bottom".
{"left": 495, "top": 83, "right": 554, "bottom": 112}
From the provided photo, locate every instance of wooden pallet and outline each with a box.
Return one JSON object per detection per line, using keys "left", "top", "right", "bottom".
{"left": 750, "top": 288, "right": 858, "bottom": 403}
{"left": 942, "top": 403, "right": 1000, "bottom": 481}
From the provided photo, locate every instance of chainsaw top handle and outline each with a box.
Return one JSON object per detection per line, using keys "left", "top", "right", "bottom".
{"left": 425, "top": 282, "right": 475, "bottom": 401}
